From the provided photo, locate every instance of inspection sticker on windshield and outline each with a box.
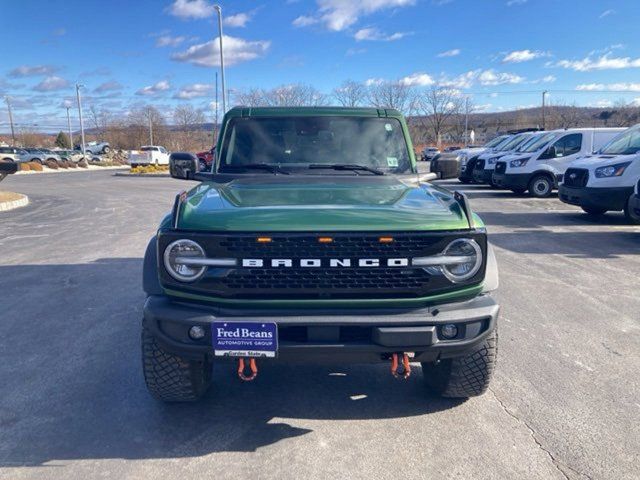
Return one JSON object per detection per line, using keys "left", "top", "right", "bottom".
{"left": 212, "top": 322, "right": 278, "bottom": 358}
{"left": 387, "top": 157, "right": 399, "bottom": 167}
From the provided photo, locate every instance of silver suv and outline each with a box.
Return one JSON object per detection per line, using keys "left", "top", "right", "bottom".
{"left": 0, "top": 146, "right": 29, "bottom": 163}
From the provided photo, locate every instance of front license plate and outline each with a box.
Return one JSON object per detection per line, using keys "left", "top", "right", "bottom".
{"left": 212, "top": 322, "right": 278, "bottom": 358}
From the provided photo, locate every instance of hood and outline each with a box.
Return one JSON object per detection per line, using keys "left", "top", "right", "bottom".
{"left": 569, "top": 154, "right": 634, "bottom": 169}
{"left": 177, "top": 175, "right": 473, "bottom": 232}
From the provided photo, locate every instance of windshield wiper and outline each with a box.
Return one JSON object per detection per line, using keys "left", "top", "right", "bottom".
{"left": 308, "top": 163, "right": 385, "bottom": 176}
{"left": 222, "top": 163, "right": 290, "bottom": 175}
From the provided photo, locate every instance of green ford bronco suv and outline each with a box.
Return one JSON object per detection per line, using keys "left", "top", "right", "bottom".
{"left": 142, "top": 106, "right": 499, "bottom": 401}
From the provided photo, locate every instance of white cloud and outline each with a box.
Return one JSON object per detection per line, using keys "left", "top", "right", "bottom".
{"left": 531, "top": 75, "right": 556, "bottom": 84}
{"left": 477, "top": 69, "right": 524, "bottom": 85}
{"left": 167, "top": 0, "right": 214, "bottom": 19}
{"left": 364, "top": 78, "right": 385, "bottom": 86}
{"left": 171, "top": 35, "right": 270, "bottom": 67}
{"left": 353, "top": 27, "right": 410, "bottom": 42}
{"left": 299, "top": 0, "right": 416, "bottom": 32}
{"left": 437, "top": 48, "right": 460, "bottom": 58}
{"left": 9, "top": 65, "right": 60, "bottom": 77}
{"left": 224, "top": 12, "right": 252, "bottom": 27}
{"left": 136, "top": 80, "right": 171, "bottom": 96}
{"left": 32, "top": 76, "right": 69, "bottom": 91}
{"left": 506, "top": 0, "right": 527, "bottom": 5}
{"left": 174, "top": 83, "right": 214, "bottom": 99}
{"left": 399, "top": 72, "right": 435, "bottom": 87}
{"left": 599, "top": 9, "right": 615, "bottom": 19}
{"left": 502, "top": 49, "right": 549, "bottom": 63}
{"left": 94, "top": 81, "right": 123, "bottom": 93}
{"left": 156, "top": 35, "right": 186, "bottom": 47}
{"left": 292, "top": 15, "right": 318, "bottom": 27}
{"left": 593, "top": 99, "right": 613, "bottom": 108}
{"left": 576, "top": 82, "right": 640, "bottom": 92}
{"left": 556, "top": 53, "right": 640, "bottom": 71}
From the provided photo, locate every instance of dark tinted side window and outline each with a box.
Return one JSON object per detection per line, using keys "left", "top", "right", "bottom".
{"left": 553, "top": 134, "right": 582, "bottom": 157}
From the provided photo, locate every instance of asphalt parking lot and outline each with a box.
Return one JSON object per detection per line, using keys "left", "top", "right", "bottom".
{"left": 1, "top": 170, "right": 638, "bottom": 480}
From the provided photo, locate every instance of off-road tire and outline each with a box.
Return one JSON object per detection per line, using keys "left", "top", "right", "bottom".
{"left": 528, "top": 174, "right": 553, "bottom": 198}
{"left": 102, "top": 146, "right": 111, "bottom": 154}
{"left": 422, "top": 329, "right": 497, "bottom": 398}
{"left": 582, "top": 206, "right": 607, "bottom": 216}
{"left": 624, "top": 195, "right": 640, "bottom": 225}
{"left": 142, "top": 326, "right": 212, "bottom": 402}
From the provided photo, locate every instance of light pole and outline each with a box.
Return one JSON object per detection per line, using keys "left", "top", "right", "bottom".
{"left": 4, "top": 96, "right": 16, "bottom": 146}
{"left": 214, "top": 71, "right": 219, "bottom": 144}
{"left": 542, "top": 90, "right": 548, "bottom": 130}
{"left": 76, "top": 84, "right": 86, "bottom": 157}
{"left": 66, "top": 106, "right": 73, "bottom": 148}
{"left": 214, "top": 5, "right": 227, "bottom": 114}
{"left": 464, "top": 97, "right": 469, "bottom": 145}
{"left": 148, "top": 111, "right": 154, "bottom": 145}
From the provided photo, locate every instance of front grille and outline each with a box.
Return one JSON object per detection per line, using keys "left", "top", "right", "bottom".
{"left": 494, "top": 161, "right": 506, "bottom": 174}
{"left": 564, "top": 168, "right": 589, "bottom": 187}
{"left": 158, "top": 232, "right": 487, "bottom": 300}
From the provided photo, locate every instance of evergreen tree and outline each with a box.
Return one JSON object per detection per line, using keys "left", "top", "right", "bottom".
{"left": 55, "top": 131, "right": 71, "bottom": 148}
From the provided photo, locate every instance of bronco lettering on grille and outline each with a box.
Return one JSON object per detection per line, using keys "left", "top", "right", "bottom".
{"left": 241, "top": 258, "right": 410, "bottom": 268}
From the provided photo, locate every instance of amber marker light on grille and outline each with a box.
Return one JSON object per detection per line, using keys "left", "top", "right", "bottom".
{"left": 379, "top": 237, "right": 394, "bottom": 243}
{"left": 257, "top": 237, "right": 272, "bottom": 243}
{"left": 318, "top": 237, "right": 333, "bottom": 243}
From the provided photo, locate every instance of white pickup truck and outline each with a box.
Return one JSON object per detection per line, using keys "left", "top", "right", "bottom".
{"left": 128, "top": 146, "right": 170, "bottom": 166}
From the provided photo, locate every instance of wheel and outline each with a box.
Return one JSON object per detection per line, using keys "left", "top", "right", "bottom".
{"left": 624, "top": 195, "right": 640, "bottom": 225}
{"left": 422, "top": 329, "right": 497, "bottom": 398}
{"left": 528, "top": 174, "right": 553, "bottom": 198}
{"left": 141, "top": 326, "right": 212, "bottom": 402}
{"left": 102, "top": 146, "right": 111, "bottom": 154}
{"left": 581, "top": 206, "right": 607, "bottom": 216}
{"left": 511, "top": 188, "right": 526, "bottom": 195}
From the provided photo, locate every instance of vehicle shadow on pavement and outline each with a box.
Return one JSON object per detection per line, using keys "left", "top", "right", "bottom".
{"left": 0, "top": 259, "right": 464, "bottom": 467}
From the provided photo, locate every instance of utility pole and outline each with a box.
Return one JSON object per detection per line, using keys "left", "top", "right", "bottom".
{"left": 542, "top": 90, "right": 548, "bottom": 130}
{"left": 66, "top": 106, "right": 73, "bottom": 148}
{"left": 5, "top": 96, "right": 16, "bottom": 146}
{"left": 76, "top": 84, "right": 86, "bottom": 157}
{"left": 148, "top": 112, "right": 154, "bottom": 145}
{"left": 214, "top": 5, "right": 227, "bottom": 114}
{"left": 464, "top": 97, "right": 469, "bottom": 145}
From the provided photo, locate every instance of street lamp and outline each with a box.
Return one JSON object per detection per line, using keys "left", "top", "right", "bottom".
{"left": 214, "top": 5, "right": 226, "bottom": 114}
{"left": 4, "top": 96, "right": 16, "bottom": 146}
{"left": 65, "top": 106, "right": 73, "bottom": 148}
{"left": 76, "top": 84, "right": 86, "bottom": 157}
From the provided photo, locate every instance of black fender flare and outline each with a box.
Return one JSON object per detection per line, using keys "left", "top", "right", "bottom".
{"left": 143, "top": 236, "right": 163, "bottom": 296}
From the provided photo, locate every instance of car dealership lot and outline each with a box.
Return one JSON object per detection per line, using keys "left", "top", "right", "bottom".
{"left": 0, "top": 171, "right": 638, "bottom": 480}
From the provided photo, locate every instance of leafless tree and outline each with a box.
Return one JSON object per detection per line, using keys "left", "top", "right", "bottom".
{"left": 173, "top": 105, "right": 207, "bottom": 151}
{"left": 546, "top": 101, "right": 583, "bottom": 129}
{"left": 415, "top": 87, "right": 464, "bottom": 146}
{"left": 332, "top": 80, "right": 367, "bottom": 107}
{"left": 88, "top": 105, "right": 112, "bottom": 139}
{"left": 611, "top": 100, "right": 640, "bottom": 127}
{"left": 125, "top": 105, "right": 168, "bottom": 149}
{"left": 233, "top": 84, "right": 328, "bottom": 107}
{"left": 367, "top": 81, "right": 415, "bottom": 114}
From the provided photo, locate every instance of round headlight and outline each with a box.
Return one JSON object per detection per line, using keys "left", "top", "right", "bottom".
{"left": 442, "top": 239, "right": 482, "bottom": 283}
{"left": 163, "top": 239, "right": 206, "bottom": 282}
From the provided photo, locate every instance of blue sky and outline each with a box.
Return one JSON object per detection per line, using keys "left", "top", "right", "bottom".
{"left": 1, "top": 0, "right": 640, "bottom": 132}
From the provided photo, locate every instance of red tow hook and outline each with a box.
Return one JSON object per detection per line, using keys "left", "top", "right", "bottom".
{"left": 390, "top": 353, "right": 412, "bottom": 379}
{"left": 237, "top": 358, "right": 258, "bottom": 381}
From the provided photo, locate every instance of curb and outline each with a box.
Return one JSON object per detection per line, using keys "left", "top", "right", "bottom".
{"left": 114, "top": 172, "right": 170, "bottom": 177}
{"left": 0, "top": 193, "right": 29, "bottom": 212}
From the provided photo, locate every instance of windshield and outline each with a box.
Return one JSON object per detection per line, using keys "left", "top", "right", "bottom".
{"left": 484, "top": 135, "right": 508, "bottom": 148}
{"left": 515, "top": 134, "right": 543, "bottom": 152}
{"left": 141, "top": 147, "right": 158, "bottom": 152}
{"left": 598, "top": 125, "right": 640, "bottom": 155}
{"left": 519, "top": 132, "right": 558, "bottom": 153}
{"left": 497, "top": 134, "right": 527, "bottom": 152}
{"left": 218, "top": 116, "right": 413, "bottom": 174}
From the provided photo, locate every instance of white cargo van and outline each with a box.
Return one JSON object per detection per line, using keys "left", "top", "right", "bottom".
{"left": 491, "top": 128, "right": 625, "bottom": 197}
{"left": 472, "top": 132, "right": 537, "bottom": 185}
{"left": 559, "top": 124, "right": 640, "bottom": 223}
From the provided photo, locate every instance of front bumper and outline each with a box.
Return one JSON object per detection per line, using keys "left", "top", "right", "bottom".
{"left": 492, "top": 172, "right": 531, "bottom": 190}
{"left": 559, "top": 185, "right": 633, "bottom": 211}
{"left": 472, "top": 168, "right": 493, "bottom": 184}
{"left": 143, "top": 294, "right": 499, "bottom": 364}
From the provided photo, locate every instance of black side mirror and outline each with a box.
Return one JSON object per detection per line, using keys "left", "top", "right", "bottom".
{"left": 169, "top": 154, "right": 199, "bottom": 180}
{"left": 544, "top": 146, "right": 557, "bottom": 158}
